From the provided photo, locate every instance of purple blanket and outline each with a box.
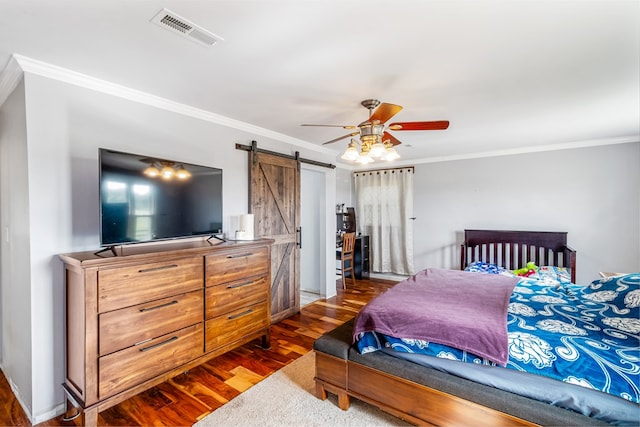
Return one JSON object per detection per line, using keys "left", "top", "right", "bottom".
{"left": 352, "top": 268, "right": 518, "bottom": 366}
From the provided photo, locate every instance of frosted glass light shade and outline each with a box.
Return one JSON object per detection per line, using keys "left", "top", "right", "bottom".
{"left": 369, "top": 141, "right": 386, "bottom": 158}
{"left": 383, "top": 146, "right": 400, "bottom": 161}
{"left": 356, "top": 155, "right": 374, "bottom": 164}
{"left": 341, "top": 141, "right": 360, "bottom": 161}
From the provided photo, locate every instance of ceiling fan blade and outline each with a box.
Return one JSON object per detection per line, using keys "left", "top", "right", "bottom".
{"left": 388, "top": 120, "right": 450, "bottom": 131}
{"left": 301, "top": 124, "right": 358, "bottom": 129}
{"left": 383, "top": 131, "right": 403, "bottom": 146}
{"left": 368, "top": 103, "right": 403, "bottom": 124}
{"left": 321, "top": 132, "right": 359, "bottom": 145}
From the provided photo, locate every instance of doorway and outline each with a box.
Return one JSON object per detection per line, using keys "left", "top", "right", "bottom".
{"left": 300, "top": 168, "right": 325, "bottom": 305}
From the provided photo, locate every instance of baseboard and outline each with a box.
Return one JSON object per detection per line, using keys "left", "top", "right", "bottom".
{"left": 32, "top": 403, "right": 66, "bottom": 425}
{"left": 369, "top": 272, "right": 407, "bottom": 282}
{"left": 0, "top": 362, "right": 65, "bottom": 424}
{"left": 5, "top": 371, "right": 33, "bottom": 424}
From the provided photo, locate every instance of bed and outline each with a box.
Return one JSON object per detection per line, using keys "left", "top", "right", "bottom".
{"left": 314, "top": 229, "right": 639, "bottom": 426}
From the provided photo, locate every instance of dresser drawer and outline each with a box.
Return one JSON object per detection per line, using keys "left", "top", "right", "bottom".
{"left": 206, "top": 275, "right": 268, "bottom": 319}
{"left": 206, "top": 247, "right": 268, "bottom": 285}
{"left": 205, "top": 302, "right": 269, "bottom": 352}
{"left": 99, "top": 290, "right": 203, "bottom": 356}
{"left": 99, "top": 323, "right": 203, "bottom": 399}
{"left": 98, "top": 257, "right": 203, "bottom": 313}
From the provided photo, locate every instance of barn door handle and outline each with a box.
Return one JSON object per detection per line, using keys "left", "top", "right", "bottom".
{"left": 296, "top": 227, "right": 302, "bottom": 249}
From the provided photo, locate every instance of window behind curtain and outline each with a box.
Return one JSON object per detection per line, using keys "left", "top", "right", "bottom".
{"left": 354, "top": 167, "right": 414, "bottom": 275}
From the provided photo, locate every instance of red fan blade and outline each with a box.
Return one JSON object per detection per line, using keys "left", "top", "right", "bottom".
{"left": 301, "top": 124, "right": 357, "bottom": 129}
{"left": 388, "top": 120, "right": 449, "bottom": 131}
{"left": 322, "top": 132, "right": 359, "bottom": 145}
{"left": 383, "top": 131, "right": 402, "bottom": 146}
{"left": 368, "top": 103, "right": 403, "bottom": 124}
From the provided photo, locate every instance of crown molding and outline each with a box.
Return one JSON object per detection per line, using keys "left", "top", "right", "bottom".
{"left": 0, "top": 55, "right": 24, "bottom": 107}
{"left": 2, "top": 54, "right": 334, "bottom": 156}
{"left": 3, "top": 55, "right": 637, "bottom": 168}
{"left": 342, "top": 135, "right": 639, "bottom": 171}
{"left": 406, "top": 136, "right": 639, "bottom": 166}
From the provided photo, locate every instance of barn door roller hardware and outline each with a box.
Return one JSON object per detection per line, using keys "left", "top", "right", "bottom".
{"left": 235, "top": 141, "right": 336, "bottom": 169}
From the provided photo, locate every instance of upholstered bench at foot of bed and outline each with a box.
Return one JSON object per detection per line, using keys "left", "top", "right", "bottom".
{"left": 312, "top": 318, "right": 353, "bottom": 410}
{"left": 313, "top": 319, "right": 535, "bottom": 426}
{"left": 313, "top": 319, "right": 611, "bottom": 427}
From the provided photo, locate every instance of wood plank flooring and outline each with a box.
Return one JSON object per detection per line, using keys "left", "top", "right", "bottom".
{"left": 0, "top": 278, "right": 396, "bottom": 427}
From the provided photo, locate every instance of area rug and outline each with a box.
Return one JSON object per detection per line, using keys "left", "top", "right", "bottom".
{"left": 193, "top": 351, "right": 410, "bottom": 427}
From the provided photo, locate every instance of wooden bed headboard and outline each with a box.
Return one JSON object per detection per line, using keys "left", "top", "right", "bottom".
{"left": 460, "top": 229, "right": 576, "bottom": 283}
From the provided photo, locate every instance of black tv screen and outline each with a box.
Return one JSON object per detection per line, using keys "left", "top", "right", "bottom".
{"left": 99, "top": 148, "right": 223, "bottom": 246}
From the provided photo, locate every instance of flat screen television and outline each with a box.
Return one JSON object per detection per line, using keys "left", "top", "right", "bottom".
{"left": 99, "top": 148, "right": 223, "bottom": 246}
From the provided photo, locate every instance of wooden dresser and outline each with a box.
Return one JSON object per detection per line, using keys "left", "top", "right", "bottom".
{"left": 58, "top": 238, "right": 272, "bottom": 426}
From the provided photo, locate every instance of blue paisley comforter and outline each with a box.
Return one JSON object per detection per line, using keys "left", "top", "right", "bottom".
{"left": 355, "top": 269, "right": 640, "bottom": 404}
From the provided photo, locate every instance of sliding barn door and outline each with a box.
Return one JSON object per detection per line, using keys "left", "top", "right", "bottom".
{"left": 249, "top": 152, "right": 300, "bottom": 323}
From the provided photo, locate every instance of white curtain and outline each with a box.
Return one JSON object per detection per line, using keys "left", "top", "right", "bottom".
{"left": 354, "top": 167, "right": 414, "bottom": 275}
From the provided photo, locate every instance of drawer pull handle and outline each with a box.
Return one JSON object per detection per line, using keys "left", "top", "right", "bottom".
{"left": 139, "top": 336, "right": 178, "bottom": 352}
{"left": 226, "top": 253, "right": 252, "bottom": 259}
{"left": 138, "top": 264, "right": 178, "bottom": 273}
{"left": 139, "top": 300, "right": 178, "bottom": 312}
{"left": 227, "top": 280, "right": 256, "bottom": 289}
{"left": 228, "top": 309, "right": 253, "bottom": 320}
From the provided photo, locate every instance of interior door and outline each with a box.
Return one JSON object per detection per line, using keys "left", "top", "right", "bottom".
{"left": 249, "top": 152, "right": 300, "bottom": 323}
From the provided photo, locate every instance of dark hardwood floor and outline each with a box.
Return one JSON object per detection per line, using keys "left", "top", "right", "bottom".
{"left": 0, "top": 277, "right": 395, "bottom": 427}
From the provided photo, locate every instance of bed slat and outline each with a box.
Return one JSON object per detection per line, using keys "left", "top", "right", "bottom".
{"left": 460, "top": 229, "right": 576, "bottom": 283}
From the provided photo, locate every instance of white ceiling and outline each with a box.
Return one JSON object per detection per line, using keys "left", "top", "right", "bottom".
{"left": 1, "top": 0, "right": 638, "bottom": 165}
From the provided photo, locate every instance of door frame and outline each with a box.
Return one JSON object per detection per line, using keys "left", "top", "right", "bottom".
{"left": 300, "top": 163, "right": 337, "bottom": 299}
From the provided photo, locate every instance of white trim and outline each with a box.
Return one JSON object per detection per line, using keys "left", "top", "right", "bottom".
{"left": 343, "top": 135, "right": 639, "bottom": 170}
{"left": 0, "top": 55, "right": 24, "bottom": 107}
{"left": 3, "top": 55, "right": 637, "bottom": 167}
{"left": 405, "top": 136, "right": 640, "bottom": 166}
{"left": 3, "top": 370, "right": 34, "bottom": 424}
{"left": 32, "top": 403, "right": 65, "bottom": 425}
{"left": 369, "top": 272, "right": 407, "bottom": 282}
{"left": 6, "top": 54, "right": 334, "bottom": 156}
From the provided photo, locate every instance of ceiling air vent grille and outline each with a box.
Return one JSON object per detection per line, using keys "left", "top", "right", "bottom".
{"left": 150, "top": 8, "right": 223, "bottom": 47}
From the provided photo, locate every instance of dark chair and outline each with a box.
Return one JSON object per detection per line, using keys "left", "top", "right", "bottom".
{"left": 338, "top": 232, "right": 356, "bottom": 289}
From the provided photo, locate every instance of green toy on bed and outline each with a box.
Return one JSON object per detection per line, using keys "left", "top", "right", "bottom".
{"left": 513, "top": 261, "right": 538, "bottom": 277}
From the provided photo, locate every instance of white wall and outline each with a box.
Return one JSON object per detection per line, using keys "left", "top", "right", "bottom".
{"left": 335, "top": 166, "right": 353, "bottom": 209}
{"left": 411, "top": 143, "right": 640, "bottom": 284}
{"left": 333, "top": 140, "right": 639, "bottom": 286}
{"left": 300, "top": 168, "right": 324, "bottom": 294}
{"left": 0, "top": 78, "right": 33, "bottom": 416}
{"left": 0, "top": 68, "right": 337, "bottom": 422}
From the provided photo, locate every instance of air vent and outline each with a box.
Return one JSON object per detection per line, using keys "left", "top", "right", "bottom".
{"left": 150, "top": 8, "right": 223, "bottom": 47}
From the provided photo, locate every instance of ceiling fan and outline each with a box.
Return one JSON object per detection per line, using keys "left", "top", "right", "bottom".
{"left": 301, "top": 99, "right": 449, "bottom": 163}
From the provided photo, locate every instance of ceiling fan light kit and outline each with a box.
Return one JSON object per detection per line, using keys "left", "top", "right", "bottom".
{"left": 304, "top": 99, "right": 449, "bottom": 164}
{"left": 341, "top": 137, "right": 400, "bottom": 163}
